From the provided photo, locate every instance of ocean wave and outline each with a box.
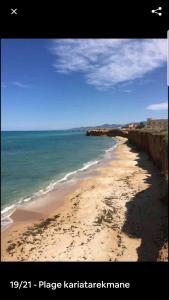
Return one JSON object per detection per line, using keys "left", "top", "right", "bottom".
{"left": 1, "top": 203, "right": 16, "bottom": 215}
{"left": 104, "top": 141, "right": 118, "bottom": 158}
{"left": 105, "top": 144, "right": 117, "bottom": 153}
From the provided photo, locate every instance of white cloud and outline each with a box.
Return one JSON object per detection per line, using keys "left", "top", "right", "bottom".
{"left": 50, "top": 39, "right": 167, "bottom": 89}
{"left": 147, "top": 102, "right": 168, "bottom": 110}
{"left": 13, "top": 81, "right": 29, "bottom": 88}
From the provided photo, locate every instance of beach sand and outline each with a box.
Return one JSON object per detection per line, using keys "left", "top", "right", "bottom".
{"left": 1, "top": 137, "right": 168, "bottom": 261}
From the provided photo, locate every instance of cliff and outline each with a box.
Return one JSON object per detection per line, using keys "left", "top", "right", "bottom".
{"left": 86, "top": 127, "right": 168, "bottom": 260}
{"left": 107, "top": 129, "right": 128, "bottom": 138}
{"left": 86, "top": 128, "right": 111, "bottom": 136}
{"left": 128, "top": 129, "right": 168, "bottom": 182}
{"left": 86, "top": 128, "right": 128, "bottom": 137}
{"left": 86, "top": 128, "right": 168, "bottom": 186}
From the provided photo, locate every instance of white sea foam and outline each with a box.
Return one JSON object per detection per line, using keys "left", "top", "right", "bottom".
{"left": 105, "top": 145, "right": 117, "bottom": 153}
{"left": 23, "top": 197, "right": 32, "bottom": 202}
{"left": 1, "top": 204, "right": 16, "bottom": 230}
{"left": 105, "top": 141, "right": 118, "bottom": 158}
{"left": 1, "top": 204, "right": 16, "bottom": 215}
{"left": 1, "top": 215, "right": 13, "bottom": 231}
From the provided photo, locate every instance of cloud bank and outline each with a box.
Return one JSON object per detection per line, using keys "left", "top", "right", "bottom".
{"left": 147, "top": 102, "right": 168, "bottom": 111}
{"left": 51, "top": 39, "right": 167, "bottom": 89}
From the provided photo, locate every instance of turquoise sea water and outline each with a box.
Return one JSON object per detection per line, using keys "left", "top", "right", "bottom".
{"left": 1, "top": 130, "right": 116, "bottom": 215}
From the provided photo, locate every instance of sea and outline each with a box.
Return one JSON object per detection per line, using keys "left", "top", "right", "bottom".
{"left": 1, "top": 130, "right": 117, "bottom": 228}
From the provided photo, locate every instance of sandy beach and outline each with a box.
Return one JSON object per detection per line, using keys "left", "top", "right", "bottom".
{"left": 1, "top": 137, "right": 168, "bottom": 261}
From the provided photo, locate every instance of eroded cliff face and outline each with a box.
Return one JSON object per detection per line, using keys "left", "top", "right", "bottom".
{"left": 86, "top": 128, "right": 168, "bottom": 186}
{"left": 86, "top": 127, "right": 168, "bottom": 260}
{"left": 107, "top": 129, "right": 128, "bottom": 138}
{"left": 127, "top": 130, "right": 168, "bottom": 260}
{"left": 128, "top": 130, "right": 168, "bottom": 183}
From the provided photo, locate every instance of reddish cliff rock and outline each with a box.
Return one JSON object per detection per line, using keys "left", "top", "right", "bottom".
{"left": 128, "top": 130, "right": 168, "bottom": 182}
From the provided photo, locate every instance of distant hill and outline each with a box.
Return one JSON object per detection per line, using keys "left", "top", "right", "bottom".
{"left": 70, "top": 124, "right": 122, "bottom": 131}
{"left": 95, "top": 124, "right": 122, "bottom": 128}
{"left": 69, "top": 121, "right": 148, "bottom": 131}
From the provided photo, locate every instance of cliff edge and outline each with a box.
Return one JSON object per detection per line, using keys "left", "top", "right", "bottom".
{"left": 86, "top": 127, "right": 168, "bottom": 197}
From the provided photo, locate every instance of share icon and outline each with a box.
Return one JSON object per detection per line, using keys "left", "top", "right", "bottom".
{"left": 151, "top": 7, "right": 162, "bottom": 16}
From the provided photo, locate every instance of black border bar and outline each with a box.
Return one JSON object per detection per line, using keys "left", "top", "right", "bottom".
{"left": 0, "top": 2, "right": 168, "bottom": 38}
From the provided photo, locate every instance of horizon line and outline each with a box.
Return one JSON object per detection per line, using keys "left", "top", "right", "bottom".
{"left": 2, "top": 118, "right": 168, "bottom": 132}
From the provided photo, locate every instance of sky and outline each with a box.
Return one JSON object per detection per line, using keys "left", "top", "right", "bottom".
{"left": 1, "top": 39, "right": 168, "bottom": 131}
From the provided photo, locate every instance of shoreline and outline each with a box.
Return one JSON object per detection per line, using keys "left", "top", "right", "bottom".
{"left": 1, "top": 137, "right": 168, "bottom": 261}
{"left": 1, "top": 137, "right": 118, "bottom": 231}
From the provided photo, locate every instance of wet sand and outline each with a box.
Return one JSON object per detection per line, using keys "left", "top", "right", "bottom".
{"left": 1, "top": 137, "right": 168, "bottom": 261}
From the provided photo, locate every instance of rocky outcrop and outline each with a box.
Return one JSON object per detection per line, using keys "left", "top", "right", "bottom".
{"left": 86, "top": 129, "right": 111, "bottom": 136}
{"left": 86, "top": 128, "right": 128, "bottom": 137}
{"left": 107, "top": 129, "right": 128, "bottom": 138}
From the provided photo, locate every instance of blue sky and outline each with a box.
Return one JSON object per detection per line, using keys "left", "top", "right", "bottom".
{"left": 1, "top": 39, "right": 168, "bottom": 130}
